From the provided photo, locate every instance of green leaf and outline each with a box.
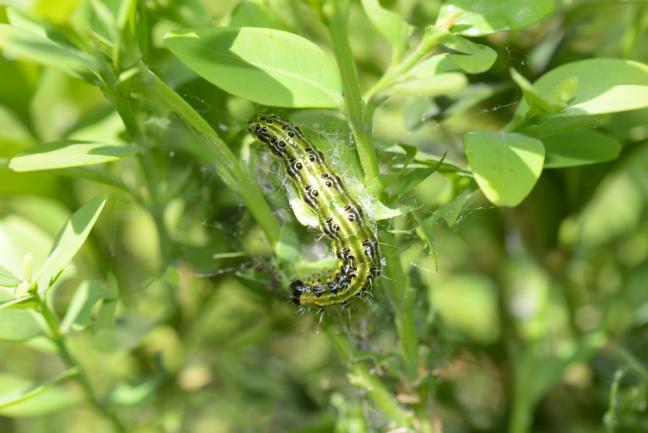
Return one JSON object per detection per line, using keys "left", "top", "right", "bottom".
{"left": 439, "top": 33, "right": 497, "bottom": 74}
{"left": 360, "top": 0, "right": 412, "bottom": 50}
{"left": 515, "top": 59, "right": 648, "bottom": 118}
{"left": 0, "top": 24, "right": 98, "bottom": 80}
{"left": 9, "top": 140, "right": 137, "bottom": 172}
{"left": 464, "top": 131, "right": 545, "bottom": 206}
{"left": 35, "top": 195, "right": 107, "bottom": 292}
{"left": 0, "top": 294, "right": 37, "bottom": 311}
{"left": 226, "top": 1, "right": 290, "bottom": 30}
{"left": 61, "top": 280, "right": 106, "bottom": 333}
{"left": 0, "top": 264, "right": 20, "bottom": 288}
{"left": 0, "top": 369, "right": 79, "bottom": 417}
{"left": 510, "top": 68, "right": 563, "bottom": 116}
{"left": 164, "top": 27, "right": 342, "bottom": 108}
{"left": 543, "top": 130, "right": 621, "bottom": 168}
{"left": 437, "top": 0, "right": 554, "bottom": 36}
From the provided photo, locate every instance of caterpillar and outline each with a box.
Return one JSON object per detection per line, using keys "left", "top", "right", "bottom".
{"left": 248, "top": 115, "right": 381, "bottom": 307}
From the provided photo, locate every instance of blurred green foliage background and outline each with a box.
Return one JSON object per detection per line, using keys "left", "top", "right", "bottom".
{"left": 1, "top": 1, "right": 648, "bottom": 433}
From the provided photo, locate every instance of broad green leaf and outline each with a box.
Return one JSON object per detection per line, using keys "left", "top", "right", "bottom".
{"left": 437, "top": 0, "right": 554, "bottom": 37}
{"left": 226, "top": 0, "right": 290, "bottom": 30}
{"left": 464, "top": 131, "right": 544, "bottom": 206}
{"left": 165, "top": 27, "right": 342, "bottom": 108}
{"left": 543, "top": 130, "right": 621, "bottom": 168}
{"left": 0, "top": 264, "right": 20, "bottom": 288}
{"left": 0, "top": 24, "right": 98, "bottom": 80}
{"left": 61, "top": 280, "right": 106, "bottom": 333}
{"left": 35, "top": 195, "right": 106, "bottom": 292}
{"left": 516, "top": 59, "right": 648, "bottom": 118}
{"left": 429, "top": 274, "right": 500, "bottom": 343}
{"left": 361, "top": 0, "right": 412, "bottom": 50}
{"left": 440, "top": 33, "right": 496, "bottom": 74}
{"left": 9, "top": 140, "right": 137, "bottom": 172}
{"left": 0, "top": 369, "right": 79, "bottom": 417}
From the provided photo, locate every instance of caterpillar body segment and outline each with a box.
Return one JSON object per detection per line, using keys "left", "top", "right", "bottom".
{"left": 248, "top": 115, "right": 381, "bottom": 307}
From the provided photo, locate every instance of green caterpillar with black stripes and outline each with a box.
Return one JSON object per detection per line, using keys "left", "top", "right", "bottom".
{"left": 248, "top": 115, "right": 381, "bottom": 307}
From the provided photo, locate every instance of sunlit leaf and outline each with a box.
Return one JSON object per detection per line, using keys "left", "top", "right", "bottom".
{"left": 35, "top": 195, "right": 106, "bottom": 292}
{"left": 516, "top": 59, "right": 648, "bottom": 118}
{"left": 0, "top": 24, "right": 98, "bottom": 80}
{"left": 9, "top": 140, "right": 137, "bottom": 172}
{"left": 165, "top": 27, "right": 342, "bottom": 108}
{"left": 464, "top": 131, "right": 545, "bottom": 206}
{"left": 361, "top": 0, "right": 412, "bottom": 50}
{"left": 437, "top": 0, "right": 554, "bottom": 36}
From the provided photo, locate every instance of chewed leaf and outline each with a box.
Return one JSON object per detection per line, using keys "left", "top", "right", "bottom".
{"left": 165, "top": 27, "right": 342, "bottom": 108}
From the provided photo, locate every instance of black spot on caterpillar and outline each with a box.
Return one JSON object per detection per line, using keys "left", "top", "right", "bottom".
{"left": 248, "top": 114, "right": 381, "bottom": 306}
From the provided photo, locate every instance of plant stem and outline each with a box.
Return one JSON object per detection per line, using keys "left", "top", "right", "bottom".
{"left": 39, "top": 299, "right": 126, "bottom": 432}
{"left": 364, "top": 26, "right": 446, "bottom": 104}
{"left": 325, "top": 0, "right": 383, "bottom": 196}
{"left": 380, "top": 227, "right": 419, "bottom": 380}
{"left": 101, "top": 70, "right": 174, "bottom": 262}
{"left": 141, "top": 67, "right": 281, "bottom": 247}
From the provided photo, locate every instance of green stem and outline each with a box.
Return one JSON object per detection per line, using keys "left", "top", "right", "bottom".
{"left": 141, "top": 67, "right": 281, "bottom": 247}
{"left": 39, "top": 300, "right": 126, "bottom": 432}
{"left": 364, "top": 26, "right": 446, "bottom": 103}
{"left": 325, "top": 0, "right": 383, "bottom": 196}
{"left": 101, "top": 70, "right": 174, "bottom": 262}
{"left": 380, "top": 227, "right": 419, "bottom": 380}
